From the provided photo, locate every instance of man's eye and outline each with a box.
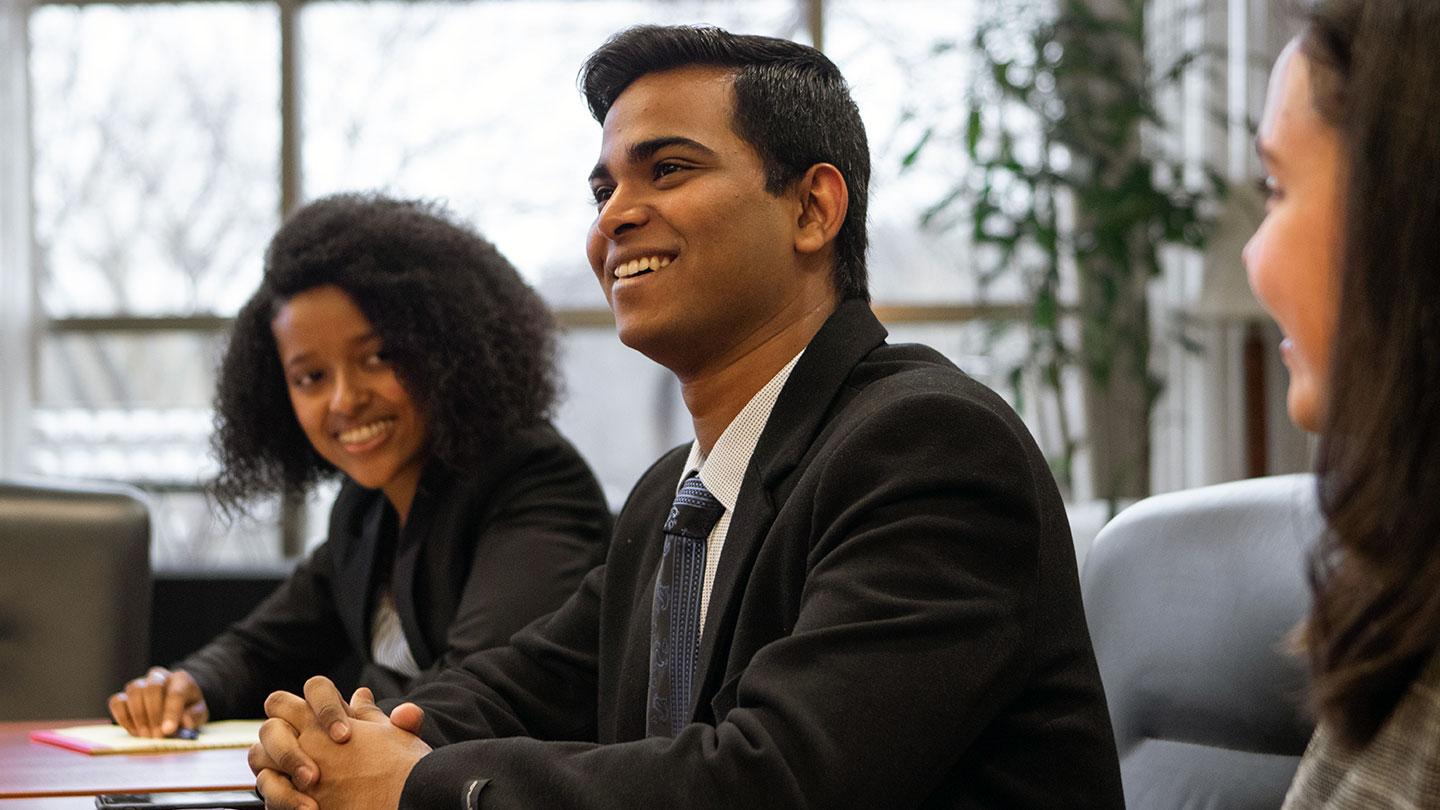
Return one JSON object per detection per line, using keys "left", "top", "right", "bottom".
{"left": 654, "top": 161, "right": 686, "bottom": 180}
{"left": 591, "top": 186, "right": 614, "bottom": 207}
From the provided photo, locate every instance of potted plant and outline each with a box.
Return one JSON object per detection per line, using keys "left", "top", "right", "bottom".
{"left": 905, "top": 0, "right": 1222, "bottom": 503}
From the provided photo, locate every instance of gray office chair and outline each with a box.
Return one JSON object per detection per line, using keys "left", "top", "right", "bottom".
{"left": 0, "top": 478, "right": 152, "bottom": 720}
{"left": 1082, "top": 474, "right": 1323, "bottom": 809}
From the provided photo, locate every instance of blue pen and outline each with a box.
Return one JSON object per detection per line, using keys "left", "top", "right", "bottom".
{"left": 175, "top": 727, "right": 200, "bottom": 740}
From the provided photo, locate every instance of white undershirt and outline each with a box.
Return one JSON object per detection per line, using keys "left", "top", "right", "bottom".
{"left": 370, "top": 588, "right": 421, "bottom": 678}
{"left": 679, "top": 352, "right": 802, "bottom": 633}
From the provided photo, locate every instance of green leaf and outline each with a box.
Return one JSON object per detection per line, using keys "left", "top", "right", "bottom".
{"left": 1159, "top": 51, "right": 1200, "bottom": 84}
{"left": 1174, "top": 329, "right": 1205, "bottom": 354}
{"left": 966, "top": 106, "right": 983, "bottom": 159}
{"left": 1034, "top": 288, "right": 1059, "bottom": 331}
{"left": 1007, "top": 365, "right": 1027, "bottom": 415}
{"left": 921, "top": 185, "right": 967, "bottom": 229}
{"left": 901, "top": 126, "right": 935, "bottom": 171}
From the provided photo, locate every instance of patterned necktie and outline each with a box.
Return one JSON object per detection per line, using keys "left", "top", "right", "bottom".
{"left": 646, "top": 473, "right": 725, "bottom": 738}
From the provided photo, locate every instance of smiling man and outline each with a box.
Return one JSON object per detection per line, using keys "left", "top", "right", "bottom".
{"left": 250, "top": 25, "right": 1123, "bottom": 809}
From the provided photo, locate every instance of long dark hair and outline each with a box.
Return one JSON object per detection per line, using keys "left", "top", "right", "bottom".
{"left": 579, "top": 25, "right": 870, "bottom": 302}
{"left": 1299, "top": 0, "right": 1440, "bottom": 748}
{"left": 210, "top": 193, "right": 558, "bottom": 513}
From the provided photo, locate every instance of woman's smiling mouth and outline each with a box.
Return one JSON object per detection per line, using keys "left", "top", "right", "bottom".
{"left": 337, "top": 417, "right": 396, "bottom": 451}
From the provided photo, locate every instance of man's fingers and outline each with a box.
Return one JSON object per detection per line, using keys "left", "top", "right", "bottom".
{"left": 347, "top": 687, "right": 387, "bottom": 722}
{"left": 255, "top": 767, "right": 318, "bottom": 810}
{"left": 303, "top": 675, "right": 352, "bottom": 742}
{"left": 108, "top": 692, "right": 137, "bottom": 736}
{"left": 389, "top": 701, "right": 427, "bottom": 736}
{"left": 255, "top": 717, "right": 318, "bottom": 790}
{"left": 264, "top": 690, "right": 316, "bottom": 729}
{"left": 248, "top": 740, "right": 277, "bottom": 776}
{"left": 348, "top": 686, "right": 425, "bottom": 734}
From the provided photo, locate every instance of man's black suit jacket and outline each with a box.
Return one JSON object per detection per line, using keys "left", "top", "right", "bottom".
{"left": 179, "top": 424, "right": 610, "bottom": 719}
{"left": 399, "top": 302, "right": 1124, "bottom": 808}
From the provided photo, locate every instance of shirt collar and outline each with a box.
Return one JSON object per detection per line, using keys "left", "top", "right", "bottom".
{"left": 680, "top": 351, "right": 804, "bottom": 512}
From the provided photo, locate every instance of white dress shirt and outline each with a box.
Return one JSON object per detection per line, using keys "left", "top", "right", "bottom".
{"left": 679, "top": 352, "right": 802, "bottom": 632}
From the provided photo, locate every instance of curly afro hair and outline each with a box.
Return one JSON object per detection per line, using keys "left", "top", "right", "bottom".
{"left": 210, "top": 192, "right": 558, "bottom": 513}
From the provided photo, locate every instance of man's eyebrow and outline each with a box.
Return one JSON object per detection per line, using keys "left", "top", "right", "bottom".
{"left": 629, "top": 135, "right": 715, "bottom": 163}
{"left": 589, "top": 135, "right": 716, "bottom": 184}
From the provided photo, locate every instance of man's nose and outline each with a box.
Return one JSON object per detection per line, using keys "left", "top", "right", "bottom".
{"left": 596, "top": 185, "right": 649, "bottom": 240}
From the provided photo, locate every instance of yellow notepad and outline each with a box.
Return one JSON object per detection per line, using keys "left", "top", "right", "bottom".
{"left": 30, "top": 719, "right": 263, "bottom": 755}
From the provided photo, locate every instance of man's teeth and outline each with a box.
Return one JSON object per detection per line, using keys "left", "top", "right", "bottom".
{"left": 338, "top": 419, "right": 394, "bottom": 444}
{"left": 614, "top": 255, "right": 672, "bottom": 279}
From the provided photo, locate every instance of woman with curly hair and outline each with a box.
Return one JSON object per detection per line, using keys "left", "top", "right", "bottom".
{"left": 107, "top": 193, "right": 610, "bottom": 737}
{"left": 1245, "top": 0, "right": 1440, "bottom": 803}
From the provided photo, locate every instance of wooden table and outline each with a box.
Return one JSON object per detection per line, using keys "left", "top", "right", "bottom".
{"left": 0, "top": 720, "right": 254, "bottom": 807}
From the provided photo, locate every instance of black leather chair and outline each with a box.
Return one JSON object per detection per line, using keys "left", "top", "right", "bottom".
{"left": 0, "top": 478, "right": 151, "bottom": 720}
{"left": 1081, "top": 474, "right": 1322, "bottom": 809}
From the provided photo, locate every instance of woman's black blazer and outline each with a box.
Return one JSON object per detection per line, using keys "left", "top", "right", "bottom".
{"left": 179, "top": 423, "right": 610, "bottom": 719}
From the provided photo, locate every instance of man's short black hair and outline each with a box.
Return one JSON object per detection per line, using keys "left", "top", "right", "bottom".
{"left": 580, "top": 25, "right": 870, "bottom": 302}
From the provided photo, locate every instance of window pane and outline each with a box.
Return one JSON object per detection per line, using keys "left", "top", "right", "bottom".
{"left": 29, "top": 4, "right": 282, "bottom": 565}
{"left": 32, "top": 329, "right": 221, "bottom": 489}
{"left": 552, "top": 328, "right": 690, "bottom": 506}
{"left": 147, "top": 490, "right": 282, "bottom": 568}
{"left": 38, "top": 331, "right": 224, "bottom": 410}
{"left": 30, "top": 3, "right": 279, "bottom": 317}
{"left": 825, "top": 0, "right": 990, "bottom": 304}
{"left": 27, "top": 402, "right": 266, "bottom": 568}
{"left": 301, "top": 0, "right": 807, "bottom": 307}
{"left": 30, "top": 402, "right": 213, "bottom": 486}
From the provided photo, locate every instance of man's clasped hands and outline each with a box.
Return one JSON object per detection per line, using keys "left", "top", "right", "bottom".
{"left": 248, "top": 677, "right": 432, "bottom": 810}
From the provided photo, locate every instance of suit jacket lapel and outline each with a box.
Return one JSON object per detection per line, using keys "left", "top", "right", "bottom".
{"left": 392, "top": 464, "right": 443, "bottom": 669}
{"left": 332, "top": 492, "right": 387, "bottom": 657}
{"left": 690, "top": 300, "right": 888, "bottom": 718}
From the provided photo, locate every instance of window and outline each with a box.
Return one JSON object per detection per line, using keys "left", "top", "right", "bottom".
{"left": 28, "top": 2, "right": 282, "bottom": 563}
{"left": 8, "top": 0, "right": 1033, "bottom": 567}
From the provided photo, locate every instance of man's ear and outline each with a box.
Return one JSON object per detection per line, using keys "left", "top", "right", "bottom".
{"left": 793, "top": 163, "right": 848, "bottom": 256}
